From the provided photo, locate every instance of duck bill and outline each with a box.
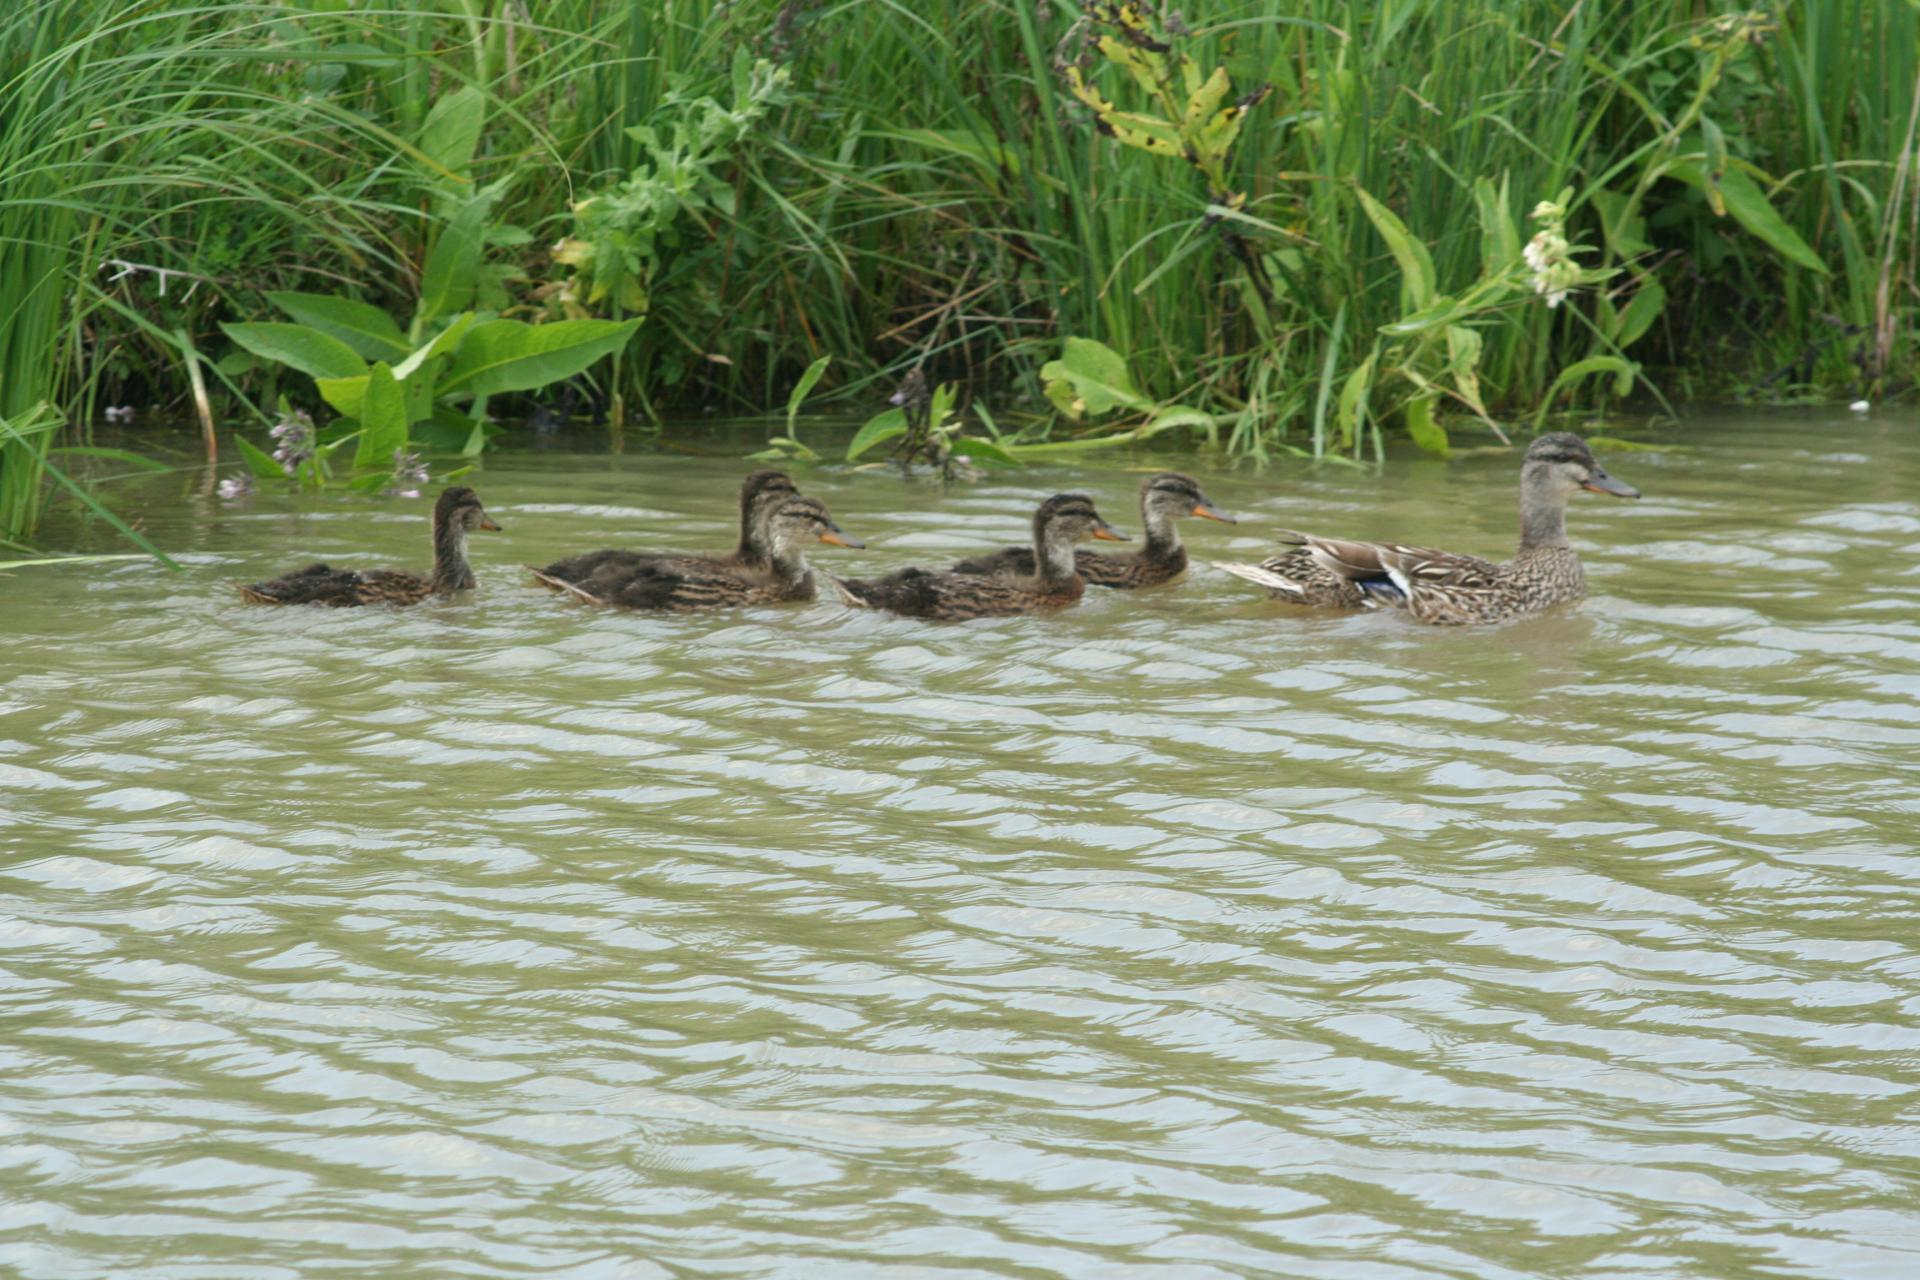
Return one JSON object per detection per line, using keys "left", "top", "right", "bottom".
{"left": 819, "top": 526, "right": 865, "bottom": 549}
{"left": 478, "top": 515, "right": 503, "bottom": 531}
{"left": 1091, "top": 520, "right": 1131, "bottom": 542}
{"left": 1581, "top": 469, "right": 1640, "bottom": 499}
{"left": 1191, "top": 501, "right": 1237, "bottom": 524}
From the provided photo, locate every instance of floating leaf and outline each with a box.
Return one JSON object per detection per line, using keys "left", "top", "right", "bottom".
{"left": 947, "top": 436, "right": 1019, "bottom": 468}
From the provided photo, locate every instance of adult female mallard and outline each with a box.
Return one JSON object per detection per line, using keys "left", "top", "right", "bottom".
{"left": 530, "top": 495, "right": 862, "bottom": 610}
{"left": 832, "top": 493, "right": 1128, "bottom": 621}
{"left": 1213, "top": 432, "right": 1640, "bottom": 625}
{"left": 948, "top": 471, "right": 1234, "bottom": 589}
{"left": 235, "top": 485, "right": 501, "bottom": 607}
{"left": 532, "top": 468, "right": 798, "bottom": 589}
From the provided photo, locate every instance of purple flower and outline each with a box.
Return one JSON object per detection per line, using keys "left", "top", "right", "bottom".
{"left": 269, "top": 409, "right": 314, "bottom": 477}
{"left": 216, "top": 472, "right": 254, "bottom": 499}
{"left": 383, "top": 449, "right": 429, "bottom": 498}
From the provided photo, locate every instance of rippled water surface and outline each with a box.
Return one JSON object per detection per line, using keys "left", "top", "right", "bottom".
{"left": 4, "top": 411, "right": 1918, "bottom": 1278}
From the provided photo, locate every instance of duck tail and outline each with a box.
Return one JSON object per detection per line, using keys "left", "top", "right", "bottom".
{"left": 1211, "top": 561, "right": 1309, "bottom": 601}
{"left": 524, "top": 565, "right": 607, "bottom": 606}
{"left": 827, "top": 574, "right": 877, "bottom": 609}
{"left": 232, "top": 582, "right": 281, "bottom": 605}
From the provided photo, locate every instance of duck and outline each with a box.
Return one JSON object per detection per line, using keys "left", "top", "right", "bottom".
{"left": 235, "top": 485, "right": 501, "bottom": 607}
{"left": 531, "top": 468, "right": 798, "bottom": 590}
{"left": 948, "top": 471, "right": 1234, "bottom": 589}
{"left": 530, "top": 495, "right": 862, "bottom": 610}
{"left": 832, "top": 493, "right": 1128, "bottom": 621}
{"left": 1212, "top": 432, "right": 1639, "bottom": 625}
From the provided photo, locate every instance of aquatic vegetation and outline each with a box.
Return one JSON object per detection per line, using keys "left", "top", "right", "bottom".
{"left": 2, "top": 1, "right": 1916, "bottom": 561}
{"left": 547, "top": 52, "right": 791, "bottom": 417}
{"left": 843, "top": 370, "right": 1019, "bottom": 477}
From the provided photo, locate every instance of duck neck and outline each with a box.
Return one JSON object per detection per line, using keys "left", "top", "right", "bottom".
{"left": 1034, "top": 522, "right": 1079, "bottom": 582}
{"left": 430, "top": 518, "right": 475, "bottom": 591}
{"left": 734, "top": 507, "right": 766, "bottom": 568}
{"left": 767, "top": 538, "right": 811, "bottom": 587}
{"left": 1140, "top": 499, "right": 1180, "bottom": 560}
{"left": 1517, "top": 468, "right": 1570, "bottom": 552}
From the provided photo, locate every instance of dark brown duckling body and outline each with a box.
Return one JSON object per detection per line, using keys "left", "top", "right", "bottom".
{"left": 532, "top": 495, "right": 862, "bottom": 611}
{"left": 834, "top": 493, "right": 1127, "bottom": 621}
{"left": 236, "top": 486, "right": 500, "bottom": 607}
{"left": 533, "top": 469, "right": 798, "bottom": 588}
{"left": 949, "top": 472, "right": 1233, "bottom": 589}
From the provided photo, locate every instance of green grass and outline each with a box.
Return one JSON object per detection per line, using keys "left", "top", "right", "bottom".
{"left": 2, "top": 1, "right": 1915, "bottom": 547}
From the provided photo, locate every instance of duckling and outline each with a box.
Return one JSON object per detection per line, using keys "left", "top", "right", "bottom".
{"left": 832, "top": 493, "right": 1128, "bottom": 621}
{"left": 949, "top": 471, "right": 1234, "bottom": 588}
{"left": 533, "top": 495, "right": 863, "bottom": 610}
{"left": 1214, "top": 432, "right": 1640, "bottom": 624}
{"left": 531, "top": 469, "right": 799, "bottom": 590}
{"left": 235, "top": 485, "right": 500, "bottom": 607}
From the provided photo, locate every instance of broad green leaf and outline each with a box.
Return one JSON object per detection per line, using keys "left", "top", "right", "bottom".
{"left": 419, "top": 86, "right": 486, "bottom": 176}
{"left": 1700, "top": 118, "right": 1729, "bottom": 216}
{"left": 221, "top": 322, "right": 367, "bottom": 381}
{"left": 1405, "top": 394, "right": 1449, "bottom": 458}
{"left": 1336, "top": 349, "right": 1377, "bottom": 449}
{"left": 1355, "top": 187, "right": 1436, "bottom": 309}
{"left": 1611, "top": 279, "right": 1667, "bottom": 350}
{"left": 1138, "top": 406, "right": 1220, "bottom": 444}
{"left": 1533, "top": 356, "right": 1638, "bottom": 428}
{"left": 233, "top": 433, "right": 283, "bottom": 480}
{"left": 394, "top": 312, "right": 477, "bottom": 381}
{"left": 353, "top": 363, "right": 408, "bottom": 470}
{"left": 972, "top": 402, "right": 1003, "bottom": 440}
{"left": 416, "top": 192, "right": 491, "bottom": 326}
{"left": 1591, "top": 187, "right": 1653, "bottom": 259}
{"left": 402, "top": 358, "right": 442, "bottom": 423}
{"left": 440, "top": 318, "right": 641, "bottom": 398}
{"left": 1662, "top": 159, "right": 1828, "bottom": 274}
{"left": 785, "top": 355, "right": 830, "bottom": 434}
{"left": 315, "top": 374, "right": 368, "bottom": 419}
{"left": 1382, "top": 292, "right": 1479, "bottom": 336}
{"left": 266, "top": 291, "right": 408, "bottom": 360}
{"left": 1473, "top": 175, "right": 1520, "bottom": 278}
{"left": 1039, "top": 337, "right": 1149, "bottom": 420}
{"left": 845, "top": 407, "right": 907, "bottom": 461}
{"left": 947, "top": 436, "right": 1020, "bottom": 468}
{"left": 1445, "top": 325, "right": 1487, "bottom": 417}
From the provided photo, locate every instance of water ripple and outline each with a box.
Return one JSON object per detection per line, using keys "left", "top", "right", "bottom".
{"left": 2, "top": 413, "right": 1917, "bottom": 1277}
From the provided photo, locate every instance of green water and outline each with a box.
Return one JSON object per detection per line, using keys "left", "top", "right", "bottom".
{"left": 3, "top": 411, "right": 1917, "bottom": 1278}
